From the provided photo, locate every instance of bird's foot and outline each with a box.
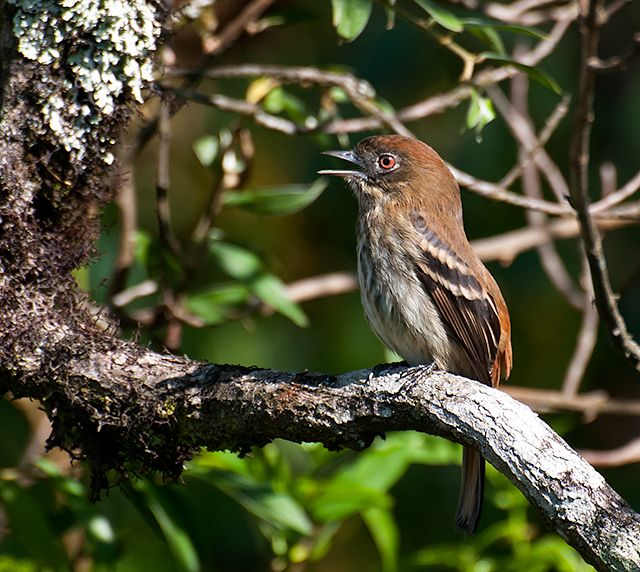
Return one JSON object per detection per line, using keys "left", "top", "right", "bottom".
{"left": 397, "top": 362, "right": 439, "bottom": 391}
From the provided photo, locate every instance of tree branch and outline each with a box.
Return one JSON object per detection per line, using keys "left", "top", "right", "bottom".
{"left": 581, "top": 436, "right": 640, "bottom": 468}
{"left": 568, "top": 0, "right": 640, "bottom": 370}
{"left": 6, "top": 338, "right": 638, "bottom": 572}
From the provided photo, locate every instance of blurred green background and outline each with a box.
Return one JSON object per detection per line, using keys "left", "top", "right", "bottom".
{"left": 2, "top": 0, "right": 640, "bottom": 570}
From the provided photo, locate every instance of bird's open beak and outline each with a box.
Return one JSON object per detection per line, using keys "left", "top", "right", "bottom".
{"left": 318, "top": 150, "right": 366, "bottom": 178}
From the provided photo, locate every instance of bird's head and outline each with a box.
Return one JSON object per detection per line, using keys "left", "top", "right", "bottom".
{"left": 319, "top": 135, "right": 459, "bottom": 210}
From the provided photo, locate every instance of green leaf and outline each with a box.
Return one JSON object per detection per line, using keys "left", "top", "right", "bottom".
{"left": 208, "top": 240, "right": 263, "bottom": 280}
{"left": 326, "top": 442, "right": 412, "bottom": 491}
{"left": 34, "top": 458, "right": 85, "bottom": 497}
{"left": 262, "top": 86, "right": 307, "bottom": 121}
{"left": 331, "top": 0, "right": 373, "bottom": 41}
{"left": 185, "top": 283, "right": 249, "bottom": 325}
{"left": 256, "top": 493, "right": 314, "bottom": 536}
{"left": 207, "top": 240, "right": 308, "bottom": 326}
{"left": 193, "top": 135, "right": 219, "bottom": 167}
{"left": 251, "top": 274, "right": 309, "bottom": 327}
{"left": 145, "top": 241, "right": 184, "bottom": 286}
{"left": 466, "top": 25, "right": 505, "bottom": 55}
{"left": 480, "top": 52, "right": 562, "bottom": 94}
{"left": 461, "top": 18, "right": 545, "bottom": 39}
{"left": 213, "top": 474, "right": 313, "bottom": 535}
{"left": 329, "top": 86, "right": 349, "bottom": 103}
{"left": 136, "top": 482, "right": 200, "bottom": 572}
{"left": 189, "top": 450, "right": 253, "bottom": 476}
{"left": 306, "top": 434, "right": 459, "bottom": 523}
{"left": 403, "top": 433, "right": 461, "bottom": 465}
{"left": 466, "top": 88, "right": 495, "bottom": 141}
{"left": 312, "top": 483, "right": 391, "bottom": 521}
{"left": 134, "top": 229, "right": 153, "bottom": 267}
{"left": 0, "top": 556, "right": 38, "bottom": 572}
{"left": 308, "top": 521, "right": 342, "bottom": 561}
{"left": 311, "top": 438, "right": 415, "bottom": 521}
{"left": 0, "top": 481, "right": 69, "bottom": 568}
{"left": 362, "top": 507, "right": 399, "bottom": 572}
{"left": 413, "top": 0, "right": 463, "bottom": 32}
{"left": 527, "top": 536, "right": 594, "bottom": 572}
{"left": 224, "top": 179, "right": 328, "bottom": 216}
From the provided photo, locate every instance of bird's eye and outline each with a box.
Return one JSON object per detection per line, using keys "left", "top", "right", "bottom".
{"left": 377, "top": 154, "right": 396, "bottom": 170}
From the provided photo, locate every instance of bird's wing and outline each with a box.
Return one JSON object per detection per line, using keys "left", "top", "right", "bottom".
{"left": 411, "top": 213, "right": 501, "bottom": 386}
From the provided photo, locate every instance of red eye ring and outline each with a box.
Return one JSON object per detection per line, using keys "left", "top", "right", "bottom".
{"left": 377, "top": 154, "right": 396, "bottom": 170}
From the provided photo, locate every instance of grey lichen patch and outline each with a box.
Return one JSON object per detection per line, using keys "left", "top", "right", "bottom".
{"left": 8, "top": 0, "right": 160, "bottom": 164}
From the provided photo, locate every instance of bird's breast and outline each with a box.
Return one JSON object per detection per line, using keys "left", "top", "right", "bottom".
{"left": 356, "top": 211, "right": 455, "bottom": 367}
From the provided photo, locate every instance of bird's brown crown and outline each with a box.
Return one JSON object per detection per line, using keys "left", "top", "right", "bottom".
{"left": 342, "top": 135, "right": 462, "bottom": 219}
{"left": 353, "top": 135, "right": 453, "bottom": 186}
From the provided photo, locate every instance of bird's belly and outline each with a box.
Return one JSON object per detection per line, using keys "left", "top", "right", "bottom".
{"left": 357, "top": 237, "right": 452, "bottom": 367}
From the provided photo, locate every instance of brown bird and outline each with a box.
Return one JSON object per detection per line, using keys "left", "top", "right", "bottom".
{"left": 320, "top": 135, "right": 512, "bottom": 533}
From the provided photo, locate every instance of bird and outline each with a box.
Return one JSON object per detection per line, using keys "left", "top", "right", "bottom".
{"left": 319, "top": 134, "right": 512, "bottom": 533}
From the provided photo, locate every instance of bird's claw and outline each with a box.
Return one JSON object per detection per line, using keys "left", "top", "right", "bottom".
{"left": 397, "top": 362, "right": 439, "bottom": 392}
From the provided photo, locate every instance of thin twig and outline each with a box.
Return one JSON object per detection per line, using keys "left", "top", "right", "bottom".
{"left": 170, "top": 63, "right": 378, "bottom": 91}
{"left": 455, "top": 170, "right": 640, "bottom": 218}
{"left": 591, "top": 168, "right": 640, "bottom": 213}
{"left": 568, "top": 0, "right": 640, "bottom": 370}
{"left": 323, "top": 16, "right": 573, "bottom": 134}
{"left": 204, "top": 0, "right": 275, "bottom": 56}
{"left": 562, "top": 265, "right": 599, "bottom": 396}
{"left": 163, "top": 291, "right": 184, "bottom": 351}
{"left": 561, "top": 301, "right": 599, "bottom": 397}
{"left": 504, "top": 386, "right": 640, "bottom": 418}
{"left": 109, "top": 159, "right": 138, "bottom": 299}
{"left": 134, "top": 0, "right": 276, "bottom": 157}
{"left": 599, "top": 162, "right": 617, "bottom": 197}
{"left": 587, "top": 31, "right": 640, "bottom": 72}
{"left": 495, "top": 94, "right": 570, "bottom": 191}
{"left": 163, "top": 87, "right": 302, "bottom": 134}
{"left": 284, "top": 272, "right": 358, "bottom": 302}
{"left": 580, "top": 436, "right": 640, "bottom": 467}
{"left": 155, "top": 99, "right": 181, "bottom": 256}
{"left": 486, "top": 0, "right": 561, "bottom": 20}
{"left": 601, "top": 0, "right": 634, "bottom": 22}
{"left": 472, "top": 205, "right": 638, "bottom": 263}
{"left": 191, "top": 127, "right": 255, "bottom": 245}
{"left": 260, "top": 272, "right": 359, "bottom": 316}
{"left": 450, "top": 166, "right": 572, "bottom": 214}
{"left": 395, "top": 3, "right": 481, "bottom": 81}
{"left": 489, "top": 85, "right": 569, "bottom": 202}
{"left": 167, "top": 64, "right": 414, "bottom": 138}
{"left": 508, "top": 70, "right": 583, "bottom": 308}
{"left": 111, "top": 280, "right": 159, "bottom": 308}
{"left": 486, "top": 0, "right": 577, "bottom": 25}
{"left": 156, "top": 99, "right": 185, "bottom": 349}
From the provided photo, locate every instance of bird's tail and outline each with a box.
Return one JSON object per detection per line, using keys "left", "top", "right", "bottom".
{"left": 455, "top": 445, "right": 485, "bottom": 534}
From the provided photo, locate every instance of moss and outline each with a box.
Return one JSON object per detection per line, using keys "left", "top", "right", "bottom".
{"left": 158, "top": 398, "right": 177, "bottom": 418}
{"left": 8, "top": 0, "right": 160, "bottom": 164}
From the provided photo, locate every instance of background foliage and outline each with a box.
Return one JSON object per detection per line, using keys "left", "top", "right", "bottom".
{"left": 2, "top": 0, "right": 640, "bottom": 570}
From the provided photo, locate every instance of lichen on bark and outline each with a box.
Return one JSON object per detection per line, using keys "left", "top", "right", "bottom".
{"left": 7, "top": 0, "right": 161, "bottom": 165}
